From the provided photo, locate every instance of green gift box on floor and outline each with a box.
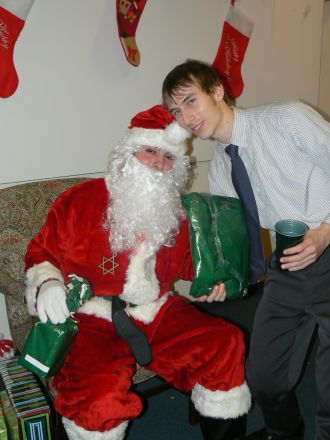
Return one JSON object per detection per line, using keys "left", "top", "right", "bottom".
{"left": 0, "top": 387, "right": 19, "bottom": 440}
{"left": 0, "top": 357, "right": 52, "bottom": 440}
{"left": 182, "top": 193, "right": 249, "bottom": 299}
{"left": 0, "top": 395, "right": 9, "bottom": 440}
{"left": 19, "top": 274, "right": 92, "bottom": 378}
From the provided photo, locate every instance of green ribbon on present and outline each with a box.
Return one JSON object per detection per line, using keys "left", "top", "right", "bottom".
{"left": 181, "top": 193, "right": 249, "bottom": 299}
{"left": 18, "top": 274, "right": 92, "bottom": 378}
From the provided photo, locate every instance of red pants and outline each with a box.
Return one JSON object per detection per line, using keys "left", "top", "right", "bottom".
{"left": 52, "top": 295, "right": 246, "bottom": 432}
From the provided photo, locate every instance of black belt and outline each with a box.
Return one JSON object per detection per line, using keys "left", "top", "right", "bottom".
{"left": 101, "top": 295, "right": 152, "bottom": 366}
{"left": 117, "top": 298, "right": 138, "bottom": 309}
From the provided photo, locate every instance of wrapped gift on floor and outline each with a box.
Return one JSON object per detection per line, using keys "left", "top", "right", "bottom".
{"left": 0, "top": 383, "right": 18, "bottom": 440}
{"left": 0, "top": 357, "right": 52, "bottom": 440}
{"left": 0, "top": 395, "right": 8, "bottom": 440}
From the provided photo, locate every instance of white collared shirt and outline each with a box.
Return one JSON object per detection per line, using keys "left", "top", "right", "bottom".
{"left": 209, "top": 100, "right": 330, "bottom": 231}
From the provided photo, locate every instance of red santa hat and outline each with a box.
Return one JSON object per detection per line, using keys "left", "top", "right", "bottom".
{"left": 125, "top": 105, "right": 191, "bottom": 156}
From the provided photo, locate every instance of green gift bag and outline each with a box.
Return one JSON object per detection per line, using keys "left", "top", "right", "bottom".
{"left": 181, "top": 192, "right": 249, "bottom": 299}
{"left": 18, "top": 274, "right": 92, "bottom": 378}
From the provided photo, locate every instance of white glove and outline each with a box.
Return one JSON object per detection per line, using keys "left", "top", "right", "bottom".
{"left": 37, "top": 280, "right": 70, "bottom": 324}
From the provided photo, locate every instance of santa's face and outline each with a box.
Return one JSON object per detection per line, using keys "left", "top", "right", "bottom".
{"left": 106, "top": 150, "right": 188, "bottom": 254}
{"left": 134, "top": 146, "right": 175, "bottom": 171}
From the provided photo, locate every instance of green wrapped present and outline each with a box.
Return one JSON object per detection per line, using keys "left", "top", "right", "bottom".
{"left": 0, "top": 357, "right": 52, "bottom": 440}
{"left": 1, "top": 381, "right": 20, "bottom": 440}
{"left": 18, "top": 274, "right": 92, "bottom": 378}
{"left": 0, "top": 394, "right": 8, "bottom": 440}
{"left": 181, "top": 193, "right": 249, "bottom": 299}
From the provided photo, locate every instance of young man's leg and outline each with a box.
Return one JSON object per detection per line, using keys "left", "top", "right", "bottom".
{"left": 246, "top": 256, "right": 318, "bottom": 439}
{"left": 309, "top": 247, "right": 330, "bottom": 440}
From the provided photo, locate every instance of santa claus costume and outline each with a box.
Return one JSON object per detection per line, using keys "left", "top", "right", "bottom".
{"left": 24, "top": 105, "right": 251, "bottom": 440}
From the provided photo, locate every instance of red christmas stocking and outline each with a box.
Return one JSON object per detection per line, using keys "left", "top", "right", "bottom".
{"left": 212, "top": 1, "right": 254, "bottom": 98}
{"left": 116, "top": 0, "right": 148, "bottom": 67}
{"left": 0, "top": 0, "right": 35, "bottom": 98}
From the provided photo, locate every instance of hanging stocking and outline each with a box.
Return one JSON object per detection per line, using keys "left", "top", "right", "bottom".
{"left": 0, "top": 0, "right": 35, "bottom": 98}
{"left": 212, "top": 0, "right": 254, "bottom": 98}
{"left": 116, "top": 0, "right": 148, "bottom": 67}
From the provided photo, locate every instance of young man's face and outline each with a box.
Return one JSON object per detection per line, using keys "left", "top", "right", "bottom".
{"left": 166, "top": 82, "right": 225, "bottom": 140}
{"left": 134, "top": 146, "right": 174, "bottom": 171}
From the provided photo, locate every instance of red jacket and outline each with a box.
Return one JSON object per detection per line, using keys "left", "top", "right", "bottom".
{"left": 25, "top": 178, "right": 194, "bottom": 298}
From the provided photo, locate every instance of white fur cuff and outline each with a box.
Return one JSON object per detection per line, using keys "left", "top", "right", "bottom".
{"left": 191, "top": 382, "right": 251, "bottom": 419}
{"left": 62, "top": 417, "right": 128, "bottom": 440}
{"left": 25, "top": 261, "right": 64, "bottom": 316}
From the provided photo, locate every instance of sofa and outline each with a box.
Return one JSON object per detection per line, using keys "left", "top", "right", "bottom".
{"left": 0, "top": 178, "right": 87, "bottom": 351}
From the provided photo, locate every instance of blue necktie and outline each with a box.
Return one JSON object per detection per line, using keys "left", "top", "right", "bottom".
{"left": 225, "top": 144, "right": 265, "bottom": 283}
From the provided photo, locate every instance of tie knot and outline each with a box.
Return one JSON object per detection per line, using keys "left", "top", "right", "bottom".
{"left": 225, "top": 144, "right": 239, "bottom": 158}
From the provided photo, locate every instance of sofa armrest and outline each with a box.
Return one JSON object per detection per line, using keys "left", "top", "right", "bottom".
{"left": 0, "top": 268, "right": 32, "bottom": 352}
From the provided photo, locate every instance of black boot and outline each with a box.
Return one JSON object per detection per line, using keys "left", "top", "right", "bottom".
{"left": 200, "top": 414, "right": 247, "bottom": 440}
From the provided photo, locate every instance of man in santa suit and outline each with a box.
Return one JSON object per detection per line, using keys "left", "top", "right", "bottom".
{"left": 24, "top": 105, "right": 251, "bottom": 440}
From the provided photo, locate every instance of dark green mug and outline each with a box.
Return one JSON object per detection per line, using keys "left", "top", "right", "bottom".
{"left": 275, "top": 219, "right": 308, "bottom": 269}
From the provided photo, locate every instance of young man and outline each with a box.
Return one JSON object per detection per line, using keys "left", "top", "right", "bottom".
{"left": 24, "top": 104, "right": 250, "bottom": 440}
{"left": 162, "top": 59, "right": 330, "bottom": 440}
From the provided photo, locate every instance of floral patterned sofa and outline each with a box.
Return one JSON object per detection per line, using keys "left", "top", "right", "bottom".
{"left": 0, "top": 178, "right": 88, "bottom": 352}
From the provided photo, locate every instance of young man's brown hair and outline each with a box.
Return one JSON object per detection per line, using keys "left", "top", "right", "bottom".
{"left": 162, "top": 59, "right": 229, "bottom": 108}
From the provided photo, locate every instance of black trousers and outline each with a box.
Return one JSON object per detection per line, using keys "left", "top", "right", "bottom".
{"left": 246, "top": 247, "right": 330, "bottom": 440}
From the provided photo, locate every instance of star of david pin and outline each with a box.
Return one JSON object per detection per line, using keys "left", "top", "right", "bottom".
{"left": 99, "top": 253, "right": 118, "bottom": 275}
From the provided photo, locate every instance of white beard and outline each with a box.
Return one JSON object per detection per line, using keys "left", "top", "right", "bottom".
{"left": 106, "top": 154, "right": 187, "bottom": 255}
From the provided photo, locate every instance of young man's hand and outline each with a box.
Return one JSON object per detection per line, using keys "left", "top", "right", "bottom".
{"left": 280, "top": 223, "right": 330, "bottom": 271}
{"left": 195, "top": 282, "right": 227, "bottom": 303}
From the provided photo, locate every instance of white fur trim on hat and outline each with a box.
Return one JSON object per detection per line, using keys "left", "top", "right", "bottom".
{"left": 125, "top": 122, "right": 190, "bottom": 156}
{"left": 191, "top": 382, "right": 251, "bottom": 419}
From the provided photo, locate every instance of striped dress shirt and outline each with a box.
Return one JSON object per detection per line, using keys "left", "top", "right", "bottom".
{"left": 209, "top": 100, "right": 330, "bottom": 231}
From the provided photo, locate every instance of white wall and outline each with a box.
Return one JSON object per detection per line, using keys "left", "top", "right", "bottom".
{"left": 0, "top": 295, "right": 11, "bottom": 339}
{"left": 319, "top": 1, "right": 330, "bottom": 119}
{"left": 0, "top": 0, "right": 328, "bottom": 329}
{"left": 0, "top": 0, "right": 325, "bottom": 185}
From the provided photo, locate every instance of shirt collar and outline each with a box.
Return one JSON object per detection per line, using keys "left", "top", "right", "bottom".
{"left": 217, "top": 107, "right": 248, "bottom": 150}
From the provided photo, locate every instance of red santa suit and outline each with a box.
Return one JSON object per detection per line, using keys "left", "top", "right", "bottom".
{"left": 25, "top": 177, "right": 250, "bottom": 438}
